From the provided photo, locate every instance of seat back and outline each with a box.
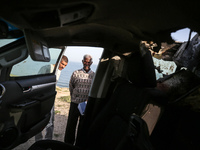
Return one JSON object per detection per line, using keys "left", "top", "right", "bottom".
{"left": 85, "top": 82, "right": 166, "bottom": 150}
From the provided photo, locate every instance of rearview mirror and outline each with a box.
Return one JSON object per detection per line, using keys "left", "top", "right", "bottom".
{"left": 24, "top": 29, "right": 50, "bottom": 62}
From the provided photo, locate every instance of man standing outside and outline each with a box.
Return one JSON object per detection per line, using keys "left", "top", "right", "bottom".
{"left": 64, "top": 54, "right": 95, "bottom": 145}
{"left": 35, "top": 55, "right": 68, "bottom": 141}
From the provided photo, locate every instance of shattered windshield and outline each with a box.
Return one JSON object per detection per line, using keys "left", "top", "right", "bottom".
{"left": 146, "top": 29, "right": 199, "bottom": 81}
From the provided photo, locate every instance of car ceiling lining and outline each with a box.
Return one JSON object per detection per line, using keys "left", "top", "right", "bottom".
{"left": 1, "top": 0, "right": 200, "bottom": 49}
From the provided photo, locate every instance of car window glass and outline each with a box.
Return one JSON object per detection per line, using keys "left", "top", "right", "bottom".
{"left": 0, "top": 39, "right": 17, "bottom": 48}
{"left": 10, "top": 48, "right": 61, "bottom": 77}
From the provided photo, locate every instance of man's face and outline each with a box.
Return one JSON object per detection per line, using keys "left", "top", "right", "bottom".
{"left": 82, "top": 58, "right": 92, "bottom": 72}
{"left": 58, "top": 60, "right": 68, "bottom": 70}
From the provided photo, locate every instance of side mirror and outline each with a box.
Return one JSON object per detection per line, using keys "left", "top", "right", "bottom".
{"left": 0, "top": 20, "right": 8, "bottom": 38}
{"left": 0, "top": 20, "right": 24, "bottom": 39}
{"left": 24, "top": 29, "right": 50, "bottom": 62}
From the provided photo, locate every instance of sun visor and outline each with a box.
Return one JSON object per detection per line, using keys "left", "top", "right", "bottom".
{"left": 24, "top": 29, "right": 50, "bottom": 62}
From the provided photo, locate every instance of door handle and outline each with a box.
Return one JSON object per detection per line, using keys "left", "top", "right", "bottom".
{"left": 23, "top": 87, "right": 32, "bottom": 93}
{"left": 10, "top": 100, "right": 39, "bottom": 109}
{"left": 0, "top": 84, "right": 6, "bottom": 104}
{"left": 0, "top": 84, "right": 6, "bottom": 99}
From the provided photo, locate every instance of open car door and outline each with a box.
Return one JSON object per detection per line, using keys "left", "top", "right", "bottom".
{"left": 0, "top": 34, "right": 65, "bottom": 149}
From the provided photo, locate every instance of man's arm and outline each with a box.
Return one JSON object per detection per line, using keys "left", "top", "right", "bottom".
{"left": 69, "top": 72, "right": 75, "bottom": 96}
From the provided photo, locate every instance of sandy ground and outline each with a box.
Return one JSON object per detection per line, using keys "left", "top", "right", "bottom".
{"left": 13, "top": 87, "right": 70, "bottom": 150}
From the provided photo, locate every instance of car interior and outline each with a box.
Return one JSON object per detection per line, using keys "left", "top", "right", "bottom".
{"left": 0, "top": 0, "right": 200, "bottom": 150}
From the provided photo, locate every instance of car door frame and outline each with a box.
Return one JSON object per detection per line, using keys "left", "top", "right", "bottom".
{"left": 0, "top": 39, "right": 65, "bottom": 149}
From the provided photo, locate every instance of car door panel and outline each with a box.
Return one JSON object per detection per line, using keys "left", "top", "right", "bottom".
{"left": 0, "top": 75, "right": 56, "bottom": 149}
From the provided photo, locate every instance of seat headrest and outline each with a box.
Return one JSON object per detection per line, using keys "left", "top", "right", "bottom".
{"left": 124, "top": 47, "right": 156, "bottom": 88}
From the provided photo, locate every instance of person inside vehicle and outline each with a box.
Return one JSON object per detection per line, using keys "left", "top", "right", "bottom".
{"left": 35, "top": 55, "right": 68, "bottom": 141}
{"left": 64, "top": 54, "right": 95, "bottom": 145}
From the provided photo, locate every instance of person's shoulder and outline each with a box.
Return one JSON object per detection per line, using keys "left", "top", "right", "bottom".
{"left": 90, "top": 70, "right": 95, "bottom": 74}
{"left": 41, "top": 64, "right": 51, "bottom": 69}
{"left": 72, "top": 69, "right": 82, "bottom": 74}
{"left": 38, "top": 64, "right": 52, "bottom": 74}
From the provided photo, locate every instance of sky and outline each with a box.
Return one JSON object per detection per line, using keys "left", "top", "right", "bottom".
{"left": 64, "top": 46, "right": 103, "bottom": 65}
{"left": 171, "top": 28, "right": 197, "bottom": 42}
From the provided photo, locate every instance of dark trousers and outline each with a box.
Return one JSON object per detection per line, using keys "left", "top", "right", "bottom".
{"left": 64, "top": 102, "right": 83, "bottom": 145}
